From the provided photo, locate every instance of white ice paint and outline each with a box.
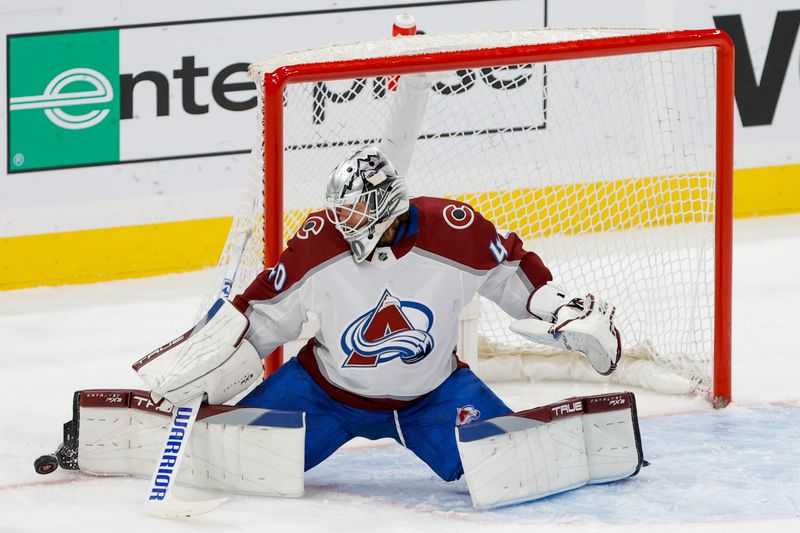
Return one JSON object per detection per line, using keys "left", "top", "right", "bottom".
{"left": 0, "top": 214, "right": 798, "bottom": 531}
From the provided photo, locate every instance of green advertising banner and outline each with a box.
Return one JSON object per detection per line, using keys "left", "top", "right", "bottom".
{"left": 8, "top": 30, "right": 120, "bottom": 171}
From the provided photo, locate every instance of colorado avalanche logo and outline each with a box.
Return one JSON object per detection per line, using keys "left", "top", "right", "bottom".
{"left": 295, "top": 216, "right": 324, "bottom": 239}
{"left": 443, "top": 204, "right": 474, "bottom": 230}
{"left": 456, "top": 405, "right": 481, "bottom": 426}
{"left": 341, "top": 289, "right": 435, "bottom": 367}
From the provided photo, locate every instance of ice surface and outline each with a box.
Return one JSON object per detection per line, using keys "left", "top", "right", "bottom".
{"left": 308, "top": 405, "right": 800, "bottom": 522}
{"left": 1, "top": 214, "right": 798, "bottom": 532}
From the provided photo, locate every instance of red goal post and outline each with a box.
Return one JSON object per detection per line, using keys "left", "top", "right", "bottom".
{"left": 215, "top": 28, "right": 733, "bottom": 407}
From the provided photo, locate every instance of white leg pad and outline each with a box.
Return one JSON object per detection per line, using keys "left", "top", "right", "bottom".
{"left": 75, "top": 390, "right": 305, "bottom": 497}
{"left": 457, "top": 392, "right": 643, "bottom": 509}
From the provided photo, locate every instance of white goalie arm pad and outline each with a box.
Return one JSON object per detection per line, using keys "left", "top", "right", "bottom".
{"left": 71, "top": 390, "right": 305, "bottom": 497}
{"left": 457, "top": 392, "right": 644, "bottom": 510}
{"left": 512, "top": 285, "right": 622, "bottom": 375}
{"left": 132, "top": 299, "right": 262, "bottom": 405}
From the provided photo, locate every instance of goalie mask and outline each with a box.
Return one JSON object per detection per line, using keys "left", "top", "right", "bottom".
{"left": 325, "top": 146, "right": 409, "bottom": 262}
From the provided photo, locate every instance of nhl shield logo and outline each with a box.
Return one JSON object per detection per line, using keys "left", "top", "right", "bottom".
{"left": 341, "top": 289, "right": 435, "bottom": 367}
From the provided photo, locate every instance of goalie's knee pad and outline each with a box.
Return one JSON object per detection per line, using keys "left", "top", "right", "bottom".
{"left": 56, "top": 389, "right": 305, "bottom": 497}
{"left": 456, "top": 392, "right": 644, "bottom": 509}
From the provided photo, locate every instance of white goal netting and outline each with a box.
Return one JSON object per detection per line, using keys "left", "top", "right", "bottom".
{"left": 201, "top": 28, "right": 728, "bottom": 402}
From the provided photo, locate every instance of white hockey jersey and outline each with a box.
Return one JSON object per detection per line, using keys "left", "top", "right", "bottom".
{"left": 233, "top": 197, "right": 552, "bottom": 410}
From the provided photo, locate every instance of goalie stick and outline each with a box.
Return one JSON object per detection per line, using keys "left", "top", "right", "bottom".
{"left": 141, "top": 230, "right": 251, "bottom": 519}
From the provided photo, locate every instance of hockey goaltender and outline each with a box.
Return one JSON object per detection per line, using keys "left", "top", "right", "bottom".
{"left": 37, "top": 146, "right": 645, "bottom": 511}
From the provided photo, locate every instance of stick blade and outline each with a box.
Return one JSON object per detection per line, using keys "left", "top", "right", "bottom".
{"left": 144, "top": 496, "right": 228, "bottom": 519}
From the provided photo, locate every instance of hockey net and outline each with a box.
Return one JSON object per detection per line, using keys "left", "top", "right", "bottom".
{"left": 202, "top": 28, "right": 733, "bottom": 406}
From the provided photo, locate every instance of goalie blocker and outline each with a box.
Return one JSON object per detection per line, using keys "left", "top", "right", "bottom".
{"left": 457, "top": 391, "right": 645, "bottom": 509}
{"left": 35, "top": 389, "right": 305, "bottom": 498}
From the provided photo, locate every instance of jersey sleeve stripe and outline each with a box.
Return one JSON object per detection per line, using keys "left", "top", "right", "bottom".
{"left": 514, "top": 266, "right": 536, "bottom": 293}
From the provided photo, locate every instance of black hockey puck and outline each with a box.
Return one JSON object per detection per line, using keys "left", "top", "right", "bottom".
{"left": 34, "top": 454, "right": 59, "bottom": 475}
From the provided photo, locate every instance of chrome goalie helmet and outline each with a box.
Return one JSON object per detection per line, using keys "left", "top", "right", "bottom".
{"left": 325, "top": 145, "right": 410, "bottom": 262}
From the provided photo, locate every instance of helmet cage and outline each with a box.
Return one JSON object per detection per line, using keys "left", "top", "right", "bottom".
{"left": 324, "top": 146, "right": 409, "bottom": 262}
{"left": 325, "top": 177, "right": 398, "bottom": 242}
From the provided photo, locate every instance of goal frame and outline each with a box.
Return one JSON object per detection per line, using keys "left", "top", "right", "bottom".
{"left": 255, "top": 29, "right": 734, "bottom": 407}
